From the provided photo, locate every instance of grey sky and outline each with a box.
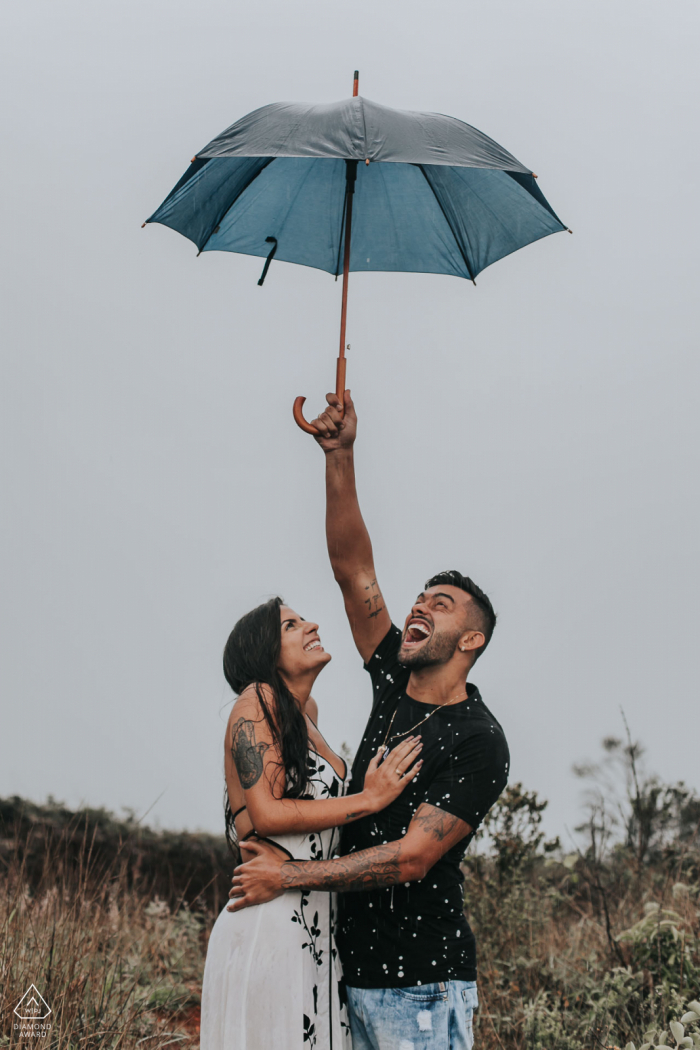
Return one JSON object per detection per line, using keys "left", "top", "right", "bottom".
{"left": 1, "top": 0, "right": 698, "bottom": 840}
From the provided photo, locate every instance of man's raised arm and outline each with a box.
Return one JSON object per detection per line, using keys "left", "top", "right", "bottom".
{"left": 310, "top": 391, "right": 391, "bottom": 663}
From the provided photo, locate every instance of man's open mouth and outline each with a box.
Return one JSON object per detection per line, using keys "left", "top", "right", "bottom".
{"left": 403, "top": 620, "right": 432, "bottom": 647}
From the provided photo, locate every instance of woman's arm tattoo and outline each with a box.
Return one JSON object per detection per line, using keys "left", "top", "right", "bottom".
{"left": 280, "top": 843, "right": 402, "bottom": 892}
{"left": 230, "top": 718, "right": 269, "bottom": 789}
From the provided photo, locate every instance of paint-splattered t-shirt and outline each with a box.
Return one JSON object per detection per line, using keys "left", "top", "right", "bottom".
{"left": 336, "top": 624, "right": 509, "bottom": 989}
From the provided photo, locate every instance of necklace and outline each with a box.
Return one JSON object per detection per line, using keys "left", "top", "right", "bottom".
{"left": 380, "top": 688, "right": 468, "bottom": 752}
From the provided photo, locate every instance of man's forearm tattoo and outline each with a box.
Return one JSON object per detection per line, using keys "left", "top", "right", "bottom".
{"left": 280, "top": 843, "right": 402, "bottom": 892}
{"left": 231, "top": 718, "right": 269, "bottom": 789}
{"left": 364, "top": 578, "right": 385, "bottom": 620}
{"left": 411, "top": 805, "right": 467, "bottom": 842}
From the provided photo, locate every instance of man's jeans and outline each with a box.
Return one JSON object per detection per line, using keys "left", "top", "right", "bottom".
{"left": 346, "top": 981, "right": 478, "bottom": 1050}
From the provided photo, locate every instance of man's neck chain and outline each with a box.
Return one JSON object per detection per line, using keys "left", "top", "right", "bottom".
{"left": 380, "top": 688, "right": 467, "bottom": 751}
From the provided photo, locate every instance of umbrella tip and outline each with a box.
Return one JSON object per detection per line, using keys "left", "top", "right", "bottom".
{"left": 191, "top": 156, "right": 197, "bottom": 163}
{"left": 141, "top": 222, "right": 147, "bottom": 228}
{"left": 353, "top": 71, "right": 359, "bottom": 97}
{"left": 568, "top": 228, "right": 573, "bottom": 234}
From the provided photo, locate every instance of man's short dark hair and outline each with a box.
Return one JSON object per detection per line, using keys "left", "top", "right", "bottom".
{"left": 424, "top": 570, "right": 497, "bottom": 661}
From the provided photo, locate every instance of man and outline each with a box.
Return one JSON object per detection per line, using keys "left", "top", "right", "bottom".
{"left": 229, "top": 392, "right": 509, "bottom": 1049}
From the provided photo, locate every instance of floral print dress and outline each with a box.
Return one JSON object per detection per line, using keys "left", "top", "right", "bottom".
{"left": 200, "top": 751, "right": 352, "bottom": 1050}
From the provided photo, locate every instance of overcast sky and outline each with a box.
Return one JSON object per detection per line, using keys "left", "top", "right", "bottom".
{"left": 2, "top": 0, "right": 698, "bottom": 841}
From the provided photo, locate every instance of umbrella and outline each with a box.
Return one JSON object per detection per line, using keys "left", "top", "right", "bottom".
{"left": 144, "top": 72, "right": 568, "bottom": 433}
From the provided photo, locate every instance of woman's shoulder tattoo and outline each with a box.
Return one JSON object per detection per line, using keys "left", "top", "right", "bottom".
{"left": 231, "top": 717, "right": 269, "bottom": 789}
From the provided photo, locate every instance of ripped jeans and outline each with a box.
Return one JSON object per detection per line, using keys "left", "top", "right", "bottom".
{"left": 346, "top": 981, "right": 478, "bottom": 1050}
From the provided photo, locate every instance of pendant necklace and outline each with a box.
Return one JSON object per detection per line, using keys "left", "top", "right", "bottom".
{"left": 380, "top": 688, "right": 467, "bottom": 753}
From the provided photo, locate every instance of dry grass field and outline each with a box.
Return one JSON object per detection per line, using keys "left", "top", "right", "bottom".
{"left": 1, "top": 736, "right": 698, "bottom": 1050}
{"left": 0, "top": 802, "right": 221, "bottom": 1050}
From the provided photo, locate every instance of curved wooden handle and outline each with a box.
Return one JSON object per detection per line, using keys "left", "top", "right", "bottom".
{"left": 293, "top": 358, "right": 347, "bottom": 435}
{"left": 293, "top": 396, "right": 319, "bottom": 434}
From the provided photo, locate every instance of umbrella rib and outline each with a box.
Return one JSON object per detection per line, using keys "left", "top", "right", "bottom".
{"left": 334, "top": 178, "right": 348, "bottom": 279}
{"left": 196, "top": 157, "right": 275, "bottom": 256}
{"left": 358, "top": 96, "right": 369, "bottom": 160}
{"left": 417, "top": 165, "right": 477, "bottom": 284}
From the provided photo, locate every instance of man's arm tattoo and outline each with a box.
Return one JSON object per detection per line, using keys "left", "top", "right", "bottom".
{"left": 410, "top": 805, "right": 469, "bottom": 842}
{"left": 280, "top": 843, "right": 402, "bottom": 892}
{"left": 230, "top": 718, "right": 269, "bottom": 789}
{"left": 363, "top": 578, "right": 386, "bottom": 620}
{"left": 275, "top": 807, "right": 470, "bottom": 893}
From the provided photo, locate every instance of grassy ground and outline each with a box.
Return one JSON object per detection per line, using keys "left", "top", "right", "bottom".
{"left": 1, "top": 741, "right": 698, "bottom": 1049}
{"left": 1, "top": 805, "right": 210, "bottom": 1050}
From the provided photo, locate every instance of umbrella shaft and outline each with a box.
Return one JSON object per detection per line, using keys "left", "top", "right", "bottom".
{"left": 338, "top": 194, "right": 353, "bottom": 360}
{"left": 339, "top": 160, "right": 358, "bottom": 361}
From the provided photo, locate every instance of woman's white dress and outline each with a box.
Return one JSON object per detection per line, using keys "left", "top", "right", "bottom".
{"left": 200, "top": 750, "right": 352, "bottom": 1050}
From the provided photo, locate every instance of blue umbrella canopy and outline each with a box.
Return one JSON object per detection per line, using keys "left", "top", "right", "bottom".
{"left": 146, "top": 94, "right": 566, "bottom": 283}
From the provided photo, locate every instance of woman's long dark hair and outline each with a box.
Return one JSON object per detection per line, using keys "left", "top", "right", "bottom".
{"left": 223, "top": 596, "right": 312, "bottom": 854}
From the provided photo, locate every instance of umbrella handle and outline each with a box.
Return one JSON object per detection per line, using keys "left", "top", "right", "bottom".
{"left": 293, "top": 357, "right": 347, "bottom": 435}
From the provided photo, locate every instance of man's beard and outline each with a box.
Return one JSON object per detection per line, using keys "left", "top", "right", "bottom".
{"left": 398, "top": 627, "right": 463, "bottom": 669}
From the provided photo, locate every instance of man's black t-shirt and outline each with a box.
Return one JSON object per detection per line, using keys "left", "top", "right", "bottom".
{"left": 336, "top": 625, "right": 509, "bottom": 989}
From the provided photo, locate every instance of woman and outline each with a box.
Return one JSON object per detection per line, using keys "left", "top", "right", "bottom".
{"left": 200, "top": 596, "right": 423, "bottom": 1050}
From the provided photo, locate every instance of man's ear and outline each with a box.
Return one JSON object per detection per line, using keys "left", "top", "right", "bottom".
{"left": 458, "top": 630, "right": 485, "bottom": 655}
